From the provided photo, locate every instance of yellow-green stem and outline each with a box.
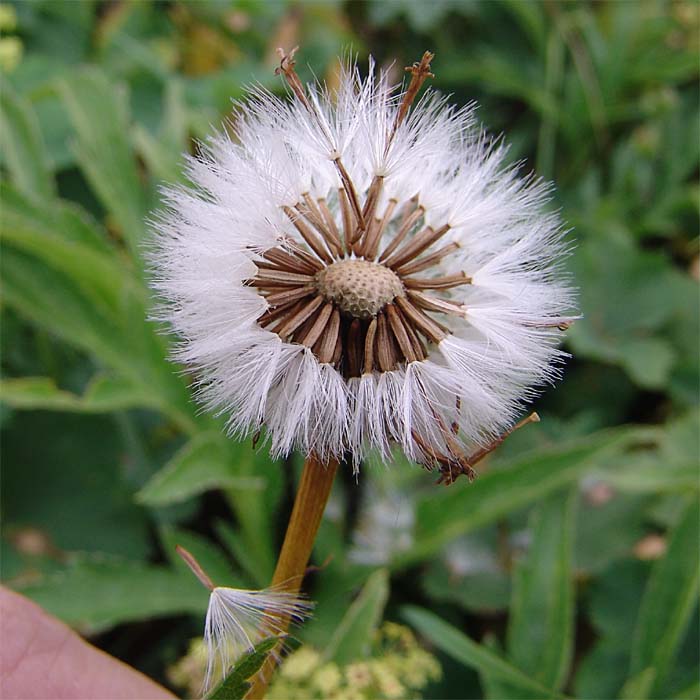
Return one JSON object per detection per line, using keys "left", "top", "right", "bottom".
{"left": 246, "top": 453, "right": 338, "bottom": 699}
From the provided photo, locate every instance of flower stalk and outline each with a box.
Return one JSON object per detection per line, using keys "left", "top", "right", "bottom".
{"left": 246, "top": 453, "right": 338, "bottom": 699}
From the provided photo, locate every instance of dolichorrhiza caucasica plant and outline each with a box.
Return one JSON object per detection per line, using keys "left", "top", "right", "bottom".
{"left": 151, "top": 48, "right": 576, "bottom": 697}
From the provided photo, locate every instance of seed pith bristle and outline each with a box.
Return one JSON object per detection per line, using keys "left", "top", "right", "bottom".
{"left": 378, "top": 206, "right": 424, "bottom": 263}
{"left": 250, "top": 187, "right": 469, "bottom": 375}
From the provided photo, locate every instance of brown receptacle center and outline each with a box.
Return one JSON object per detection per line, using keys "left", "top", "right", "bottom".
{"left": 249, "top": 189, "right": 470, "bottom": 375}
{"left": 316, "top": 260, "right": 405, "bottom": 320}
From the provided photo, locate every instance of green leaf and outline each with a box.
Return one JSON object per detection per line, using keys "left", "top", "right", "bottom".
{"left": 324, "top": 568, "right": 389, "bottom": 665}
{"left": 207, "top": 637, "right": 280, "bottom": 700}
{"left": 402, "top": 606, "right": 559, "bottom": 699}
{"left": 13, "top": 554, "right": 207, "bottom": 631}
{"left": 0, "top": 246, "right": 194, "bottom": 431}
{"left": 0, "top": 188, "right": 196, "bottom": 431}
{"left": 0, "top": 246, "right": 129, "bottom": 380}
{"left": 567, "top": 234, "right": 692, "bottom": 390}
{"left": 0, "top": 82, "right": 55, "bottom": 201}
{"left": 574, "top": 640, "right": 630, "bottom": 700}
{"left": 501, "top": 0, "right": 546, "bottom": 50}
{"left": 297, "top": 517, "right": 374, "bottom": 649}
{"left": 673, "top": 681, "right": 700, "bottom": 700}
{"left": 0, "top": 180, "right": 111, "bottom": 254}
{"left": 588, "top": 559, "right": 649, "bottom": 645}
{"left": 56, "top": 68, "right": 148, "bottom": 258}
{"left": 594, "top": 414, "right": 699, "bottom": 495}
{"left": 423, "top": 541, "right": 511, "bottom": 614}
{"left": 132, "top": 124, "right": 188, "bottom": 186}
{"left": 618, "top": 337, "right": 676, "bottom": 390}
{"left": 136, "top": 433, "right": 265, "bottom": 507}
{"left": 142, "top": 436, "right": 278, "bottom": 595}
{"left": 574, "top": 559, "right": 650, "bottom": 698}
{"left": 506, "top": 488, "right": 576, "bottom": 691}
{"left": 1, "top": 182, "right": 139, "bottom": 314}
{"left": 0, "top": 374, "right": 164, "bottom": 413}
{"left": 660, "top": 411, "right": 700, "bottom": 469}
{"left": 621, "top": 668, "right": 657, "bottom": 700}
{"left": 132, "top": 78, "right": 190, "bottom": 185}
{"left": 629, "top": 499, "right": 700, "bottom": 695}
{"left": 602, "top": 459, "right": 698, "bottom": 494}
{"left": 397, "top": 426, "right": 647, "bottom": 567}
{"left": 478, "top": 634, "right": 524, "bottom": 700}
{"left": 575, "top": 493, "right": 650, "bottom": 574}
{"left": 222, "top": 446, "right": 283, "bottom": 586}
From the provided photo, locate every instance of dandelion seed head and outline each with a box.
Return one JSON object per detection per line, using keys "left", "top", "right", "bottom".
{"left": 151, "top": 50, "right": 576, "bottom": 474}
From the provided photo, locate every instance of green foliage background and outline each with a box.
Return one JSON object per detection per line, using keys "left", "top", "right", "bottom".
{"left": 1, "top": 1, "right": 698, "bottom": 699}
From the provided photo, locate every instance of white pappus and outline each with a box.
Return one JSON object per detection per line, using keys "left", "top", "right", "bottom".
{"left": 150, "top": 49, "right": 576, "bottom": 479}
{"left": 176, "top": 546, "right": 312, "bottom": 691}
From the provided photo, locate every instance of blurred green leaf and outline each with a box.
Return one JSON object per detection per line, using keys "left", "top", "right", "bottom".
{"left": 0, "top": 246, "right": 195, "bottom": 431}
{"left": 402, "top": 606, "right": 559, "bottom": 699}
{"left": 506, "top": 488, "right": 576, "bottom": 691}
{"left": 674, "top": 681, "right": 700, "bottom": 700}
{"left": 621, "top": 668, "right": 656, "bottom": 700}
{"left": 30, "top": 89, "right": 76, "bottom": 171}
{"left": 0, "top": 185, "right": 196, "bottom": 430}
{"left": 501, "top": 0, "right": 546, "bottom": 51}
{"left": 575, "top": 492, "right": 650, "bottom": 574}
{"left": 56, "top": 68, "right": 149, "bottom": 258}
{"left": 0, "top": 81, "right": 55, "bottom": 201}
{"left": 575, "top": 640, "right": 632, "bottom": 700}
{"left": 136, "top": 432, "right": 264, "bottom": 507}
{"left": 14, "top": 554, "right": 207, "bottom": 631}
{"left": 11, "top": 0, "right": 94, "bottom": 66}
{"left": 575, "top": 553, "right": 681, "bottom": 699}
{"left": 222, "top": 446, "right": 283, "bottom": 587}
{"left": 1, "top": 182, "right": 142, "bottom": 315}
{"left": 568, "top": 233, "right": 694, "bottom": 390}
{"left": 324, "top": 568, "right": 389, "bottom": 665}
{"left": 618, "top": 337, "right": 676, "bottom": 390}
{"left": 659, "top": 411, "right": 700, "bottom": 468}
{"left": 629, "top": 499, "right": 700, "bottom": 696}
{"left": 596, "top": 413, "right": 700, "bottom": 495}
{"left": 367, "top": 0, "right": 476, "bottom": 32}
{"left": 399, "top": 426, "right": 649, "bottom": 567}
{"left": 425, "top": 566, "right": 510, "bottom": 614}
{"left": 0, "top": 245, "right": 130, "bottom": 374}
{"left": 0, "top": 374, "right": 163, "bottom": 413}
{"left": 1, "top": 181, "right": 112, "bottom": 254}
{"left": 138, "top": 434, "right": 279, "bottom": 587}
{"left": 132, "top": 78, "right": 190, "bottom": 185}
{"left": 297, "top": 514, "right": 375, "bottom": 649}
{"left": 422, "top": 531, "right": 511, "bottom": 614}
{"left": 603, "top": 459, "right": 698, "bottom": 494}
{"left": 588, "top": 559, "right": 649, "bottom": 646}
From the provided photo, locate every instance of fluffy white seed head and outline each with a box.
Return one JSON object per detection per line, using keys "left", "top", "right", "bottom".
{"left": 150, "top": 51, "right": 576, "bottom": 474}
